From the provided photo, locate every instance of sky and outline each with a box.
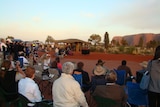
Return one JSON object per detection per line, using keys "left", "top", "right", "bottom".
{"left": 0, "top": 0, "right": 160, "bottom": 43}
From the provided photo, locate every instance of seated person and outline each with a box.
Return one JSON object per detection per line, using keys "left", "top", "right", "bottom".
{"left": 92, "top": 70, "right": 127, "bottom": 107}
{"left": 73, "top": 61, "right": 91, "bottom": 93}
{"left": 92, "top": 59, "right": 109, "bottom": 74}
{"left": 18, "top": 66, "right": 42, "bottom": 102}
{"left": 40, "top": 53, "right": 51, "bottom": 76}
{"left": 52, "top": 62, "right": 88, "bottom": 107}
{"left": 117, "top": 60, "right": 133, "bottom": 82}
{"left": 0, "top": 60, "right": 25, "bottom": 101}
{"left": 50, "top": 60, "right": 62, "bottom": 77}
{"left": 136, "top": 61, "right": 148, "bottom": 83}
{"left": 90, "top": 65, "right": 107, "bottom": 93}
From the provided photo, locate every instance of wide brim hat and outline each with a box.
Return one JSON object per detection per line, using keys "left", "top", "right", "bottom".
{"left": 93, "top": 65, "right": 106, "bottom": 76}
{"left": 96, "top": 59, "right": 105, "bottom": 66}
{"left": 139, "top": 61, "right": 148, "bottom": 68}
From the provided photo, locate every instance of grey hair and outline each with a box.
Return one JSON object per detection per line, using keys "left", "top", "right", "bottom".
{"left": 62, "top": 62, "right": 74, "bottom": 74}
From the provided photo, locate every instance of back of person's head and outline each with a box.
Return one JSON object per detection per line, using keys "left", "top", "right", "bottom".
{"left": 62, "top": 62, "right": 74, "bottom": 74}
{"left": 77, "top": 62, "right": 84, "bottom": 70}
{"left": 122, "top": 60, "right": 126, "bottom": 65}
{"left": 25, "top": 66, "right": 35, "bottom": 78}
{"left": 153, "top": 45, "right": 160, "bottom": 60}
{"left": 105, "top": 70, "right": 117, "bottom": 83}
{"left": 96, "top": 59, "right": 105, "bottom": 66}
{"left": 0, "top": 60, "right": 11, "bottom": 78}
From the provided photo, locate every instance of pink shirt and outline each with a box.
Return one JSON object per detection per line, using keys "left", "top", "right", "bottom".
{"left": 57, "top": 63, "right": 62, "bottom": 70}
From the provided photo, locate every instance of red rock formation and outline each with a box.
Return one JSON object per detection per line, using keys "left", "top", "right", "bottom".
{"left": 112, "top": 33, "right": 160, "bottom": 46}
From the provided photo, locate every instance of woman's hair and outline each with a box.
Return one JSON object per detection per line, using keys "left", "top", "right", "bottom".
{"left": 62, "top": 62, "right": 74, "bottom": 74}
{"left": 105, "top": 70, "right": 117, "bottom": 83}
{"left": 0, "top": 60, "right": 11, "bottom": 78}
{"left": 153, "top": 45, "right": 160, "bottom": 60}
{"left": 25, "top": 66, "right": 35, "bottom": 78}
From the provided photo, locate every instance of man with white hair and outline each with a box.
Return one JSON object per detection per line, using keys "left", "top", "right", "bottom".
{"left": 52, "top": 62, "right": 88, "bottom": 107}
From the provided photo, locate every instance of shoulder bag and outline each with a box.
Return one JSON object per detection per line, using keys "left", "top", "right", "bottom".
{"left": 139, "top": 60, "right": 152, "bottom": 90}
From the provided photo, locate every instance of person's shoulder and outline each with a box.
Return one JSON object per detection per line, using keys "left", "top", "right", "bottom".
{"left": 117, "top": 65, "right": 122, "bottom": 69}
{"left": 82, "top": 70, "right": 88, "bottom": 74}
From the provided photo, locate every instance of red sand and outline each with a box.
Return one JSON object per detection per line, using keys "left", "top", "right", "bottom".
{"left": 64, "top": 52, "right": 153, "bottom": 62}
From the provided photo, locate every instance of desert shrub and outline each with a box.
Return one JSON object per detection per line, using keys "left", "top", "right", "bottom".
{"left": 90, "top": 46, "right": 96, "bottom": 52}
{"left": 98, "top": 48, "right": 104, "bottom": 52}
{"left": 118, "top": 46, "right": 125, "bottom": 53}
{"left": 125, "top": 47, "right": 135, "bottom": 54}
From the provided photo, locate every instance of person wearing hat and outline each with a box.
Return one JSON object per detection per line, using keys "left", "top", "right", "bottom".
{"left": 96, "top": 59, "right": 105, "bottom": 66}
{"left": 92, "top": 70, "right": 127, "bottom": 107}
{"left": 90, "top": 65, "right": 107, "bottom": 93}
{"left": 136, "top": 61, "right": 149, "bottom": 83}
{"left": 92, "top": 59, "right": 109, "bottom": 75}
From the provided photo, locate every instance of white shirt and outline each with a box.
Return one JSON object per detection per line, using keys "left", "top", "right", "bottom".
{"left": 0, "top": 42, "right": 7, "bottom": 51}
{"left": 43, "top": 58, "right": 51, "bottom": 70}
{"left": 18, "top": 77, "right": 42, "bottom": 102}
{"left": 52, "top": 73, "right": 88, "bottom": 107}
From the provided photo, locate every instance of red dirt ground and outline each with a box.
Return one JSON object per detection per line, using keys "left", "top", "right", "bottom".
{"left": 64, "top": 52, "right": 153, "bottom": 62}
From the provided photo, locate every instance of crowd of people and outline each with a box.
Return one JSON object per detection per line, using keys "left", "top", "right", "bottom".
{"left": 0, "top": 38, "right": 160, "bottom": 107}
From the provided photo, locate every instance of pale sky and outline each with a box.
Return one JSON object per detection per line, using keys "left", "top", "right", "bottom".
{"left": 0, "top": 0, "right": 160, "bottom": 42}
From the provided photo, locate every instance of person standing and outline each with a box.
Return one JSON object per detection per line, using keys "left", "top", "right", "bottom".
{"left": 52, "top": 62, "right": 88, "bottom": 107}
{"left": 0, "top": 38, "right": 7, "bottom": 59}
{"left": 55, "top": 56, "right": 62, "bottom": 70}
{"left": 0, "top": 60, "right": 25, "bottom": 101}
{"left": 148, "top": 45, "right": 160, "bottom": 107}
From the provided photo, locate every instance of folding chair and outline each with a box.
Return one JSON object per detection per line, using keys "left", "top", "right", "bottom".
{"left": 126, "top": 81, "right": 148, "bottom": 106}
{"left": 115, "top": 69, "right": 126, "bottom": 85}
{"left": 19, "top": 94, "right": 53, "bottom": 107}
{"left": 72, "top": 73, "right": 83, "bottom": 87}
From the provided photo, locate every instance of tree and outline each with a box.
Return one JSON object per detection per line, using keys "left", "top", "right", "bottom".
{"left": 138, "top": 37, "right": 144, "bottom": 47}
{"left": 6, "top": 36, "right": 14, "bottom": 40}
{"left": 146, "top": 40, "right": 157, "bottom": 48}
{"left": 104, "top": 32, "right": 109, "bottom": 49}
{"left": 45, "top": 35, "right": 55, "bottom": 44}
{"left": 88, "top": 34, "right": 101, "bottom": 46}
